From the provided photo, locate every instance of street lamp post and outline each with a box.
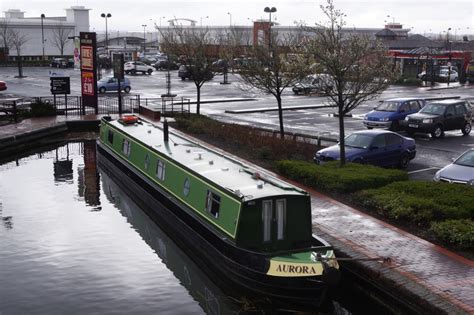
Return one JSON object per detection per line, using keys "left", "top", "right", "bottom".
{"left": 142, "top": 24, "right": 147, "bottom": 53}
{"left": 101, "top": 13, "right": 112, "bottom": 52}
{"left": 200, "top": 16, "right": 209, "bottom": 27}
{"left": 447, "top": 27, "right": 452, "bottom": 86}
{"left": 264, "top": 7, "right": 277, "bottom": 50}
{"left": 227, "top": 12, "right": 232, "bottom": 27}
{"left": 386, "top": 14, "right": 395, "bottom": 24}
{"left": 40, "top": 14, "right": 45, "bottom": 65}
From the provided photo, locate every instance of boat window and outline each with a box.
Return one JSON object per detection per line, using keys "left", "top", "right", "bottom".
{"left": 205, "top": 190, "right": 220, "bottom": 218}
{"left": 122, "top": 139, "right": 131, "bottom": 157}
{"left": 144, "top": 153, "right": 150, "bottom": 170}
{"left": 183, "top": 178, "right": 190, "bottom": 196}
{"left": 276, "top": 199, "right": 286, "bottom": 240}
{"left": 108, "top": 130, "right": 114, "bottom": 144}
{"left": 262, "top": 200, "right": 272, "bottom": 243}
{"left": 156, "top": 159, "right": 166, "bottom": 181}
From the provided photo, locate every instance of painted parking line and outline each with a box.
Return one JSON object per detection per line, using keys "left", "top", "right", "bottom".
{"left": 408, "top": 167, "right": 440, "bottom": 174}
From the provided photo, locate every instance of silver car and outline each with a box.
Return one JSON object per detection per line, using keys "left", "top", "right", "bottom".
{"left": 434, "top": 149, "right": 474, "bottom": 185}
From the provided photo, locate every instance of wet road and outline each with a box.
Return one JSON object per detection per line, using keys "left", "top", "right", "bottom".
{"left": 2, "top": 66, "right": 474, "bottom": 180}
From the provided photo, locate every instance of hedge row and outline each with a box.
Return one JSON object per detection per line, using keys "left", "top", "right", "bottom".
{"left": 430, "top": 219, "right": 474, "bottom": 250}
{"left": 354, "top": 181, "right": 474, "bottom": 223}
{"left": 275, "top": 160, "right": 408, "bottom": 193}
{"left": 173, "top": 115, "right": 315, "bottom": 162}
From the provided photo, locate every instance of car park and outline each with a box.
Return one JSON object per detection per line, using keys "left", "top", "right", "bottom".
{"left": 363, "top": 98, "right": 425, "bottom": 131}
{"left": 433, "top": 149, "right": 474, "bottom": 185}
{"left": 124, "top": 61, "right": 154, "bottom": 75}
{"left": 401, "top": 99, "right": 472, "bottom": 138}
{"left": 153, "top": 60, "right": 179, "bottom": 70}
{"left": 0, "top": 80, "right": 7, "bottom": 91}
{"left": 97, "top": 77, "right": 131, "bottom": 93}
{"left": 292, "top": 74, "right": 333, "bottom": 95}
{"left": 314, "top": 130, "right": 416, "bottom": 168}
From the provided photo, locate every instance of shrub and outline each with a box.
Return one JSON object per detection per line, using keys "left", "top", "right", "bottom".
{"left": 172, "top": 115, "right": 316, "bottom": 162}
{"left": 275, "top": 160, "right": 408, "bottom": 193}
{"left": 355, "top": 181, "right": 474, "bottom": 224}
{"left": 394, "top": 76, "right": 422, "bottom": 86}
{"left": 430, "top": 219, "right": 474, "bottom": 250}
{"left": 29, "top": 99, "right": 56, "bottom": 117}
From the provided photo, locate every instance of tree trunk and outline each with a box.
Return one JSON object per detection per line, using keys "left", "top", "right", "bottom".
{"left": 276, "top": 94, "right": 284, "bottom": 139}
{"left": 196, "top": 85, "right": 201, "bottom": 115}
{"left": 17, "top": 55, "right": 23, "bottom": 78}
{"left": 338, "top": 106, "right": 346, "bottom": 166}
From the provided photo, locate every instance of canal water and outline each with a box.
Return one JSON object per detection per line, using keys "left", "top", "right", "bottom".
{"left": 0, "top": 141, "right": 361, "bottom": 314}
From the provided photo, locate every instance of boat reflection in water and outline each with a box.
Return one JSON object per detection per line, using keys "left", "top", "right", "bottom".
{"left": 100, "top": 164, "right": 335, "bottom": 314}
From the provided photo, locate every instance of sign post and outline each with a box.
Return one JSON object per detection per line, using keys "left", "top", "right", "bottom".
{"left": 50, "top": 76, "right": 71, "bottom": 114}
{"left": 80, "top": 32, "right": 98, "bottom": 114}
{"left": 113, "top": 53, "right": 124, "bottom": 115}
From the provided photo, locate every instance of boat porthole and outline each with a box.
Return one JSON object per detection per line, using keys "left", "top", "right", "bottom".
{"left": 183, "top": 178, "right": 190, "bottom": 196}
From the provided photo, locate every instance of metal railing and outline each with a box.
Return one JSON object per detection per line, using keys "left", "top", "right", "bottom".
{"left": 29, "top": 95, "right": 191, "bottom": 117}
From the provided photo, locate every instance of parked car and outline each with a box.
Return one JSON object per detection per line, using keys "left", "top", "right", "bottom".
{"left": 438, "top": 69, "right": 458, "bottom": 82}
{"left": 124, "top": 61, "right": 154, "bottom": 75}
{"left": 292, "top": 74, "right": 333, "bottom": 95}
{"left": 153, "top": 60, "right": 179, "bottom": 70}
{"left": 314, "top": 130, "right": 416, "bottom": 168}
{"left": 211, "top": 59, "right": 228, "bottom": 72}
{"left": 178, "top": 65, "right": 214, "bottom": 81}
{"left": 50, "top": 58, "right": 73, "bottom": 68}
{"left": 0, "top": 80, "right": 7, "bottom": 91}
{"left": 401, "top": 99, "right": 472, "bottom": 138}
{"left": 363, "top": 98, "right": 425, "bottom": 131}
{"left": 433, "top": 149, "right": 474, "bottom": 185}
{"left": 417, "top": 65, "right": 459, "bottom": 81}
{"left": 97, "top": 77, "right": 131, "bottom": 93}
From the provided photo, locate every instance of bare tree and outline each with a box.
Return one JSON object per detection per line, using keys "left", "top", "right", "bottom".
{"left": 50, "top": 22, "right": 72, "bottom": 56}
{"left": 0, "top": 19, "right": 12, "bottom": 64}
{"left": 305, "top": 0, "right": 394, "bottom": 166}
{"left": 232, "top": 30, "right": 312, "bottom": 138}
{"left": 160, "top": 26, "right": 216, "bottom": 115}
{"left": 9, "top": 29, "right": 29, "bottom": 77}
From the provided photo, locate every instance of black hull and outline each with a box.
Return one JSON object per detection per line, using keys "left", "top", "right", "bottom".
{"left": 97, "top": 142, "right": 329, "bottom": 307}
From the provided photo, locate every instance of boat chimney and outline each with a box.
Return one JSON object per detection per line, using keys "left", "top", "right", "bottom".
{"left": 163, "top": 119, "right": 169, "bottom": 142}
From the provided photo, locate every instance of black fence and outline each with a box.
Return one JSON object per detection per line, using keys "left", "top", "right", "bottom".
{"left": 32, "top": 95, "right": 191, "bottom": 117}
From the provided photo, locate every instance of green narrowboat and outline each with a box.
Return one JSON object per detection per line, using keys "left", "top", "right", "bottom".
{"left": 96, "top": 116, "right": 339, "bottom": 306}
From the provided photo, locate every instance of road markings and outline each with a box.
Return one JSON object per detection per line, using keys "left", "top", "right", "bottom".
{"left": 408, "top": 167, "right": 440, "bottom": 174}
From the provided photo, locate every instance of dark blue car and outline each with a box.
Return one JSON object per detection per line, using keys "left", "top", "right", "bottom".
{"left": 314, "top": 130, "right": 416, "bottom": 168}
{"left": 363, "top": 98, "right": 425, "bottom": 131}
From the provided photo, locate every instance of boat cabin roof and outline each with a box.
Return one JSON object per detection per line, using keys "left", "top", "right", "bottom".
{"left": 107, "top": 118, "right": 307, "bottom": 200}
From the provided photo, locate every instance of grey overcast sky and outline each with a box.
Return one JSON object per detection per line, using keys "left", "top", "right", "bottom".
{"left": 1, "top": 0, "right": 473, "bottom": 35}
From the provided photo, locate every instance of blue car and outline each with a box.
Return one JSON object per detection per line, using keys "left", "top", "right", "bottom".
{"left": 363, "top": 98, "right": 425, "bottom": 131}
{"left": 314, "top": 130, "right": 416, "bottom": 168}
{"left": 97, "top": 77, "right": 131, "bottom": 94}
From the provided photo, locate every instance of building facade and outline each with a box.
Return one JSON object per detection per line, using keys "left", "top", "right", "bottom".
{"left": 0, "top": 6, "right": 90, "bottom": 61}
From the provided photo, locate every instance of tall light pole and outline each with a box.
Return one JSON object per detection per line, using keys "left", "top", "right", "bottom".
{"left": 40, "top": 14, "right": 45, "bottom": 64}
{"left": 142, "top": 24, "right": 147, "bottom": 52}
{"left": 264, "top": 7, "right": 277, "bottom": 50}
{"left": 200, "top": 16, "right": 209, "bottom": 27}
{"left": 227, "top": 12, "right": 232, "bottom": 27}
{"left": 386, "top": 14, "right": 395, "bottom": 24}
{"left": 101, "top": 13, "right": 112, "bottom": 51}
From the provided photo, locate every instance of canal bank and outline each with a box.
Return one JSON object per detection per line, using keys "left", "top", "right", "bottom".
{"left": 0, "top": 116, "right": 473, "bottom": 314}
